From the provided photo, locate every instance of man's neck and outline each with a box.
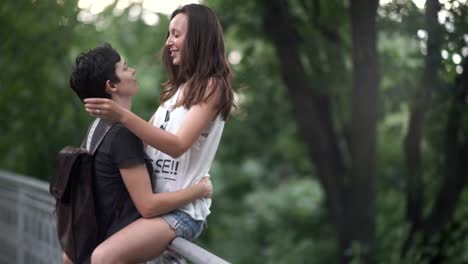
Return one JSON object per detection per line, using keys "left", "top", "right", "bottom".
{"left": 112, "top": 96, "right": 132, "bottom": 110}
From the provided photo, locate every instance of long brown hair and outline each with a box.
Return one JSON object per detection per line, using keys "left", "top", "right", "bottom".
{"left": 160, "top": 4, "right": 234, "bottom": 120}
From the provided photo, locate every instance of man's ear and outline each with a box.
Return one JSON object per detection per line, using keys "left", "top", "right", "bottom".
{"left": 105, "top": 80, "right": 118, "bottom": 94}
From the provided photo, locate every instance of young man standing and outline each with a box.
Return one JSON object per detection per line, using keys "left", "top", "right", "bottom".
{"left": 66, "top": 43, "right": 211, "bottom": 263}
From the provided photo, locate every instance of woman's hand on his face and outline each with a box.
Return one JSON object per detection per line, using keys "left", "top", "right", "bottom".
{"left": 84, "top": 98, "right": 124, "bottom": 122}
{"left": 196, "top": 177, "right": 212, "bottom": 198}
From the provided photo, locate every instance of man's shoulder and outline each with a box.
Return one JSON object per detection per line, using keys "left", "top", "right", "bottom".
{"left": 108, "top": 122, "right": 125, "bottom": 134}
{"left": 105, "top": 123, "right": 141, "bottom": 146}
{"left": 95, "top": 122, "right": 135, "bottom": 148}
{"left": 109, "top": 123, "right": 137, "bottom": 138}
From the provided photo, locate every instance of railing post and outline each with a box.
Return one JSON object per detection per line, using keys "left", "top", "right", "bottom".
{"left": 169, "top": 237, "right": 231, "bottom": 264}
{"left": 16, "top": 188, "right": 25, "bottom": 264}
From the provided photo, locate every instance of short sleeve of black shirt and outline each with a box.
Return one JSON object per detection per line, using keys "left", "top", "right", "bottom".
{"left": 110, "top": 125, "right": 146, "bottom": 168}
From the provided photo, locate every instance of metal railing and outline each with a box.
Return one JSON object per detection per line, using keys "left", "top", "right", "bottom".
{"left": 0, "top": 170, "right": 230, "bottom": 264}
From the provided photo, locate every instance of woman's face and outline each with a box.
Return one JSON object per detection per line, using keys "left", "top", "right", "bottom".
{"left": 165, "top": 13, "right": 188, "bottom": 66}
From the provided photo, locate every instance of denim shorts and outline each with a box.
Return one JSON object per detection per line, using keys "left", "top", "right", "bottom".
{"left": 162, "top": 210, "right": 205, "bottom": 241}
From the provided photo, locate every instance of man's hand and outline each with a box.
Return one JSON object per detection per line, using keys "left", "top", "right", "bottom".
{"left": 196, "top": 177, "right": 212, "bottom": 198}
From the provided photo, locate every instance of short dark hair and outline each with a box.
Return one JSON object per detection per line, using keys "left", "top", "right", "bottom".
{"left": 69, "top": 43, "right": 121, "bottom": 101}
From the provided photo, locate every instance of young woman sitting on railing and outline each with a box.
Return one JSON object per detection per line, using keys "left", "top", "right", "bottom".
{"left": 83, "top": 4, "right": 234, "bottom": 263}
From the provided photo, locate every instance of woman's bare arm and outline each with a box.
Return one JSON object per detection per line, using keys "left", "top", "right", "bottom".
{"left": 84, "top": 85, "right": 220, "bottom": 158}
{"left": 120, "top": 164, "right": 212, "bottom": 219}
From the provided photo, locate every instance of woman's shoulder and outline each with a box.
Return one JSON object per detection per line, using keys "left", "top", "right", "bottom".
{"left": 202, "top": 78, "right": 223, "bottom": 102}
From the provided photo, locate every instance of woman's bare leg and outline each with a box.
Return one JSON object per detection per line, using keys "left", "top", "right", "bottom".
{"left": 63, "top": 253, "right": 73, "bottom": 264}
{"left": 91, "top": 217, "right": 176, "bottom": 264}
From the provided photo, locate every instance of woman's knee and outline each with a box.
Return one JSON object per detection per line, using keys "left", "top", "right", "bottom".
{"left": 63, "top": 253, "right": 73, "bottom": 264}
{"left": 91, "top": 246, "right": 122, "bottom": 264}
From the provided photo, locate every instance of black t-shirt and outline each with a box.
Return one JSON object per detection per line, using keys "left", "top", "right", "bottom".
{"left": 90, "top": 119, "right": 153, "bottom": 242}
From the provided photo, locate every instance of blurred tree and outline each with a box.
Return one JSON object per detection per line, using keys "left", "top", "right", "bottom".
{"left": 258, "top": 0, "right": 381, "bottom": 262}
{"left": 0, "top": 0, "right": 85, "bottom": 180}
{"left": 206, "top": 0, "right": 468, "bottom": 263}
{"left": 402, "top": 0, "right": 443, "bottom": 253}
{"left": 396, "top": 0, "right": 468, "bottom": 262}
{"left": 0, "top": 1, "right": 169, "bottom": 180}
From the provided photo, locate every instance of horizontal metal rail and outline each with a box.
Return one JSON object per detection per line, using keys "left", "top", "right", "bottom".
{"left": 0, "top": 170, "right": 230, "bottom": 264}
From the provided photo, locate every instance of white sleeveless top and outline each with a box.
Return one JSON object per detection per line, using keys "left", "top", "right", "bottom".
{"left": 145, "top": 88, "right": 224, "bottom": 220}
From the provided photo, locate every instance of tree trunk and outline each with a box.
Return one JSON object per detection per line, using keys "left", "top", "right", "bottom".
{"left": 424, "top": 59, "right": 468, "bottom": 263}
{"left": 260, "top": 0, "right": 346, "bottom": 234}
{"left": 347, "top": 0, "right": 380, "bottom": 262}
{"left": 402, "top": 0, "right": 442, "bottom": 255}
{"left": 261, "top": 0, "right": 380, "bottom": 263}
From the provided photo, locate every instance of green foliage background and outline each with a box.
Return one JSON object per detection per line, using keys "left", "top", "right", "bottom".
{"left": 1, "top": 0, "right": 467, "bottom": 263}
